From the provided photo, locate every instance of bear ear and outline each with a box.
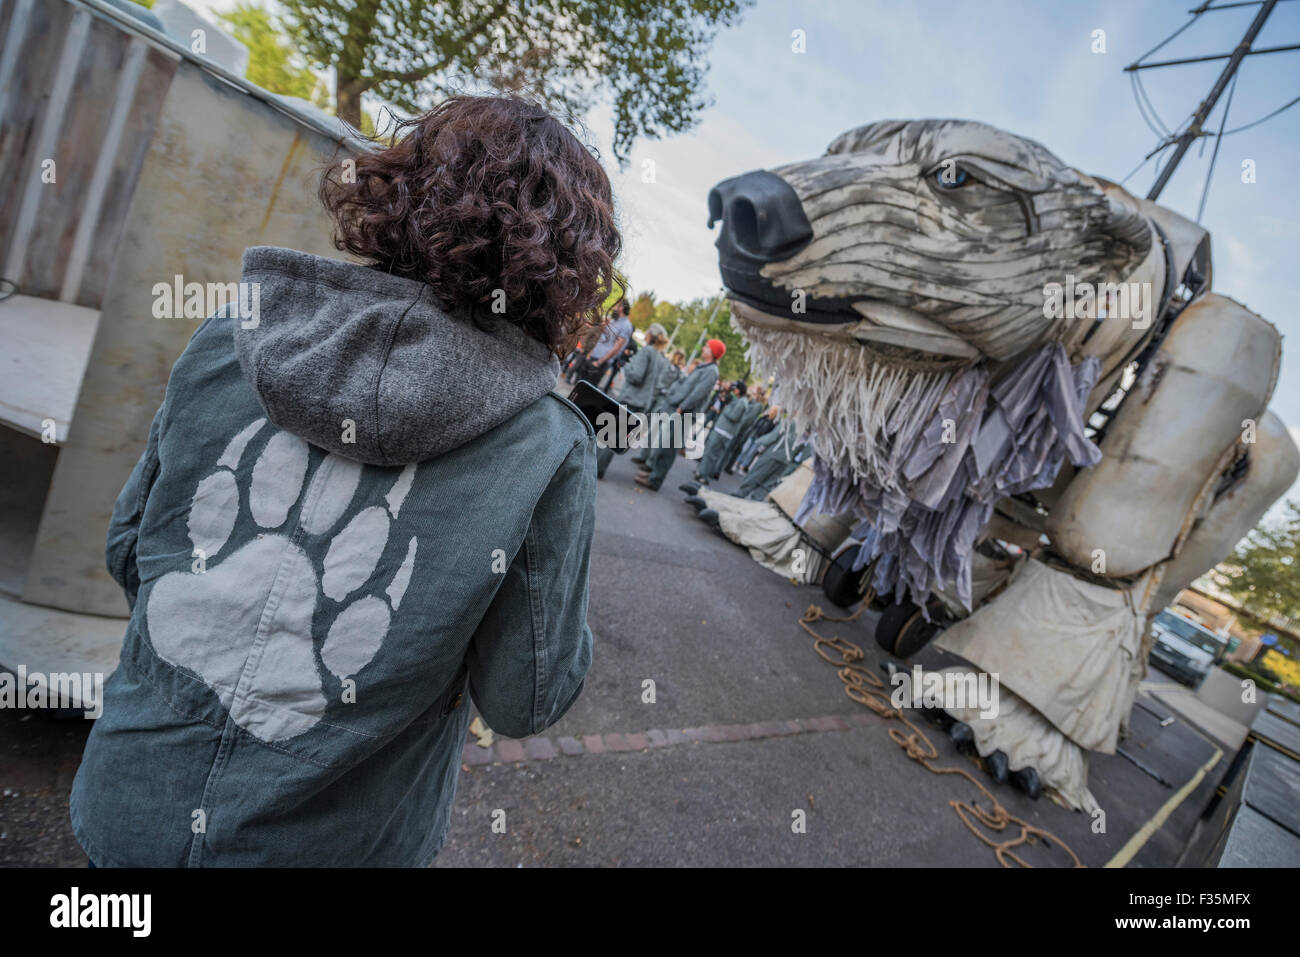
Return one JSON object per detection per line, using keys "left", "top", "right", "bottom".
{"left": 1092, "top": 174, "right": 1217, "bottom": 286}
{"left": 826, "top": 120, "right": 911, "bottom": 157}
{"left": 1126, "top": 189, "right": 1214, "bottom": 291}
{"left": 1069, "top": 172, "right": 1154, "bottom": 267}
{"left": 1100, "top": 190, "right": 1154, "bottom": 255}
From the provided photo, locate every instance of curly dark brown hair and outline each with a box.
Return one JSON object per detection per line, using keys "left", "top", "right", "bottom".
{"left": 320, "top": 95, "right": 622, "bottom": 356}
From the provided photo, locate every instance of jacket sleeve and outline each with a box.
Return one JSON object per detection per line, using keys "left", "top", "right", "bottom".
{"left": 754, "top": 425, "right": 782, "bottom": 453}
{"left": 621, "top": 346, "right": 651, "bottom": 388}
{"left": 466, "top": 435, "right": 597, "bottom": 738}
{"left": 106, "top": 404, "right": 165, "bottom": 611}
{"left": 677, "top": 368, "right": 717, "bottom": 412}
{"left": 655, "top": 364, "right": 681, "bottom": 395}
{"left": 725, "top": 398, "right": 750, "bottom": 427}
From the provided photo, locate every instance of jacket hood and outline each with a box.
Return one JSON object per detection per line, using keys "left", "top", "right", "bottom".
{"left": 235, "top": 246, "right": 560, "bottom": 466}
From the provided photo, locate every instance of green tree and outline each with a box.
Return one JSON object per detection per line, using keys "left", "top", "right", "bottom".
{"left": 652, "top": 299, "right": 681, "bottom": 340}
{"left": 218, "top": 2, "right": 330, "bottom": 107}
{"left": 1216, "top": 500, "right": 1300, "bottom": 621}
{"left": 600, "top": 271, "right": 631, "bottom": 312}
{"left": 628, "top": 291, "right": 656, "bottom": 331}
{"left": 665, "top": 296, "right": 708, "bottom": 355}
{"left": 701, "top": 296, "right": 748, "bottom": 382}
{"left": 275, "top": 0, "right": 751, "bottom": 161}
{"left": 653, "top": 300, "right": 680, "bottom": 327}
{"left": 667, "top": 294, "right": 748, "bottom": 381}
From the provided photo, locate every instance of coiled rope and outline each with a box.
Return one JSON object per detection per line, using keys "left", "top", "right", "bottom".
{"left": 800, "top": 603, "right": 1084, "bottom": 868}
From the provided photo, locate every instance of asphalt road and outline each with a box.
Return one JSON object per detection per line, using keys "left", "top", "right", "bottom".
{"left": 432, "top": 448, "right": 1226, "bottom": 868}
{"left": 0, "top": 433, "right": 1228, "bottom": 868}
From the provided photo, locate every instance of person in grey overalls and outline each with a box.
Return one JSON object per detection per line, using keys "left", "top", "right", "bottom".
{"left": 631, "top": 349, "right": 685, "bottom": 465}
{"left": 596, "top": 323, "right": 669, "bottom": 478}
{"left": 721, "top": 384, "right": 765, "bottom": 475}
{"left": 735, "top": 403, "right": 780, "bottom": 470}
{"left": 635, "top": 340, "right": 724, "bottom": 491}
{"left": 695, "top": 380, "right": 749, "bottom": 483}
{"left": 737, "top": 417, "right": 809, "bottom": 500}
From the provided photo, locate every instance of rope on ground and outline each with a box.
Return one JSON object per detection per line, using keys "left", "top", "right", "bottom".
{"left": 800, "top": 603, "right": 1084, "bottom": 868}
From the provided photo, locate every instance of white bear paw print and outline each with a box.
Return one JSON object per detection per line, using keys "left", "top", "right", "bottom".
{"left": 146, "top": 418, "right": 418, "bottom": 743}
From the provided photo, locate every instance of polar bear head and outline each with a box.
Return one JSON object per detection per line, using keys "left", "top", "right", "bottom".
{"left": 709, "top": 118, "right": 1159, "bottom": 361}
{"left": 707, "top": 120, "right": 1205, "bottom": 608}
{"left": 708, "top": 119, "right": 1171, "bottom": 489}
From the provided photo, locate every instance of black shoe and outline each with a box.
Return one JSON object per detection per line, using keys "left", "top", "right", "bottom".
{"left": 685, "top": 495, "right": 708, "bottom": 511}
{"left": 949, "top": 721, "right": 976, "bottom": 755}
{"left": 1011, "top": 766, "right": 1042, "bottom": 800}
{"left": 679, "top": 481, "right": 701, "bottom": 495}
{"left": 698, "top": 508, "right": 721, "bottom": 530}
{"left": 920, "top": 703, "right": 956, "bottom": 732}
{"left": 984, "top": 750, "right": 1010, "bottom": 785}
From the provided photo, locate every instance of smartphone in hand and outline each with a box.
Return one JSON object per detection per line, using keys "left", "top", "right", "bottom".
{"left": 567, "top": 381, "right": 642, "bottom": 454}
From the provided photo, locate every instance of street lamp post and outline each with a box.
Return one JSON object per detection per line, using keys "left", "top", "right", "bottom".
{"left": 687, "top": 289, "right": 727, "bottom": 364}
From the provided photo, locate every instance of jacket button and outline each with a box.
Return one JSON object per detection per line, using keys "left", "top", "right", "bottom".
{"left": 449, "top": 692, "right": 463, "bottom": 711}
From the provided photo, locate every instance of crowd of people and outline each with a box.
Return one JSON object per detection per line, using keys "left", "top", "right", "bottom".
{"left": 564, "top": 304, "right": 810, "bottom": 501}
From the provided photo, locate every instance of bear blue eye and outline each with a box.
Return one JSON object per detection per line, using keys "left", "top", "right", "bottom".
{"left": 933, "top": 165, "right": 969, "bottom": 189}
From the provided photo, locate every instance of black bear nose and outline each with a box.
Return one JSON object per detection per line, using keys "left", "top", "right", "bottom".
{"left": 707, "top": 170, "right": 813, "bottom": 263}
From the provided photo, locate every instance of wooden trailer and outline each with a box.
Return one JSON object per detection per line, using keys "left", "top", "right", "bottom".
{"left": 0, "top": 0, "right": 361, "bottom": 681}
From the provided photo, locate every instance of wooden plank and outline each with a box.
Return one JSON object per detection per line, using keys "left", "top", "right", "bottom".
{"left": 76, "top": 43, "right": 176, "bottom": 307}
{"left": 0, "top": 591, "right": 125, "bottom": 682}
{"left": 0, "top": 0, "right": 176, "bottom": 309}
{"left": 0, "top": 0, "right": 72, "bottom": 261}
{"left": 21, "top": 11, "right": 126, "bottom": 300}
{"left": 24, "top": 61, "right": 350, "bottom": 616}
{"left": 0, "top": 294, "right": 100, "bottom": 441}
{"left": 2, "top": 4, "right": 90, "bottom": 294}
{"left": 1217, "top": 805, "right": 1300, "bottom": 867}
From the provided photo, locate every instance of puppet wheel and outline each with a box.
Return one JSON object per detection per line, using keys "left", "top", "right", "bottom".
{"left": 875, "top": 600, "right": 939, "bottom": 659}
{"left": 822, "top": 547, "right": 874, "bottom": 609}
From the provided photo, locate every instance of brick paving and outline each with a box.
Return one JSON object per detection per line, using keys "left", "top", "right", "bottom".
{"left": 460, "top": 710, "right": 858, "bottom": 768}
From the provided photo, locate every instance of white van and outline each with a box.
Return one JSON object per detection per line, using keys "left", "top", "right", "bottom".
{"left": 1149, "top": 610, "right": 1229, "bottom": 687}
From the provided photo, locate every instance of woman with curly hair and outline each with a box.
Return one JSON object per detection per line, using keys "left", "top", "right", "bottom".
{"left": 70, "top": 95, "right": 621, "bottom": 867}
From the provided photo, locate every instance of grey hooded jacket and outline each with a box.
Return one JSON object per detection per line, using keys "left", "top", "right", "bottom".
{"left": 615, "top": 344, "right": 667, "bottom": 411}
{"left": 70, "top": 246, "right": 596, "bottom": 867}
{"left": 653, "top": 361, "right": 682, "bottom": 401}
{"left": 657, "top": 360, "right": 719, "bottom": 415}
{"left": 730, "top": 399, "right": 765, "bottom": 451}
{"left": 710, "top": 394, "right": 750, "bottom": 440}
{"left": 739, "top": 420, "right": 809, "bottom": 499}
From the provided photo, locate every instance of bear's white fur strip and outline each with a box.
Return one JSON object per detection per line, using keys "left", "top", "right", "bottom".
{"left": 738, "top": 317, "right": 957, "bottom": 488}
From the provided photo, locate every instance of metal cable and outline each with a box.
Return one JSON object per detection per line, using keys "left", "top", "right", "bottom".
{"left": 1197, "top": 70, "right": 1239, "bottom": 221}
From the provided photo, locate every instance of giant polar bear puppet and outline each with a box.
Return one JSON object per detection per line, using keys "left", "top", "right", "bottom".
{"left": 704, "top": 119, "right": 1300, "bottom": 811}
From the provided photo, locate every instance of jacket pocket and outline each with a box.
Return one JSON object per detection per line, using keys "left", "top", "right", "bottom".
{"left": 439, "top": 669, "right": 469, "bottom": 720}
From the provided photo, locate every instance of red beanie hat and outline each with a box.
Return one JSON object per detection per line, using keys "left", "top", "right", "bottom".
{"left": 706, "top": 338, "right": 726, "bottom": 360}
